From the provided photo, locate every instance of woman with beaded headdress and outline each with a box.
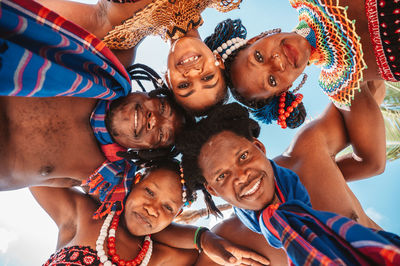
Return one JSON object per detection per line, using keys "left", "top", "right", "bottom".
{"left": 34, "top": 0, "right": 242, "bottom": 114}
{"left": 31, "top": 157, "right": 270, "bottom": 266}
{"left": 207, "top": 0, "right": 397, "bottom": 129}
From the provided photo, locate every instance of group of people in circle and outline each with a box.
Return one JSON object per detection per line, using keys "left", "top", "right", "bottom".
{"left": 1, "top": 0, "right": 400, "bottom": 265}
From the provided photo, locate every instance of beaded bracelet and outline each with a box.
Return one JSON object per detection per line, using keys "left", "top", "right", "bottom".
{"left": 194, "top": 227, "right": 209, "bottom": 253}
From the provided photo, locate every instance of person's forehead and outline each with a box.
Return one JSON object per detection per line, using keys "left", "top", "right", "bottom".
{"left": 149, "top": 169, "right": 182, "bottom": 203}
{"left": 146, "top": 168, "right": 178, "bottom": 185}
{"left": 201, "top": 131, "right": 246, "bottom": 155}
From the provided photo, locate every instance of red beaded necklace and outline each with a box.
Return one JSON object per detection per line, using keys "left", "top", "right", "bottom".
{"left": 107, "top": 214, "right": 152, "bottom": 266}
{"left": 277, "top": 93, "right": 304, "bottom": 129}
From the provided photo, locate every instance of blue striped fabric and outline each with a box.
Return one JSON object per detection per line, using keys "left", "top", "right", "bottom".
{"left": 235, "top": 160, "right": 400, "bottom": 265}
{"left": 0, "top": 0, "right": 131, "bottom": 99}
{"left": 86, "top": 100, "right": 137, "bottom": 219}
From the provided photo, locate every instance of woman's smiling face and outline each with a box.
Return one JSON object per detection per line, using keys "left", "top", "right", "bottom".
{"left": 230, "top": 32, "right": 311, "bottom": 102}
{"left": 166, "top": 36, "right": 227, "bottom": 114}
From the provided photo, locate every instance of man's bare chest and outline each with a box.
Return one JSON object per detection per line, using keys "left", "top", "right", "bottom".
{"left": 0, "top": 96, "right": 105, "bottom": 189}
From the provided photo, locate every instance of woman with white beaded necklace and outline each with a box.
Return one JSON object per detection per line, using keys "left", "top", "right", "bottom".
{"left": 32, "top": 159, "right": 198, "bottom": 266}
{"left": 32, "top": 158, "right": 270, "bottom": 266}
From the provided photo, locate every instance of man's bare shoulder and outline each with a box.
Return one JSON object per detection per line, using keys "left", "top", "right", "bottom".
{"left": 277, "top": 105, "right": 346, "bottom": 165}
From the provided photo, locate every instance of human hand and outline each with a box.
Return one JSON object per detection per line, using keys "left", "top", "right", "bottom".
{"left": 201, "top": 230, "right": 270, "bottom": 265}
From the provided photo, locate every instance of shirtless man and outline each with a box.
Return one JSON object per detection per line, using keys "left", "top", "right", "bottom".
{"left": 0, "top": 91, "right": 184, "bottom": 190}
{"left": 179, "top": 80, "right": 387, "bottom": 264}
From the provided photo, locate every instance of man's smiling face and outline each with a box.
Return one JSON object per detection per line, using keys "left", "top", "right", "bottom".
{"left": 198, "top": 131, "right": 276, "bottom": 211}
{"left": 108, "top": 92, "right": 184, "bottom": 149}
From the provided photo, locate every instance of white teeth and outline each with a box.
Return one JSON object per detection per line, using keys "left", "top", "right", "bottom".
{"left": 134, "top": 109, "right": 138, "bottom": 129}
{"left": 179, "top": 55, "right": 199, "bottom": 65}
{"left": 243, "top": 179, "right": 261, "bottom": 197}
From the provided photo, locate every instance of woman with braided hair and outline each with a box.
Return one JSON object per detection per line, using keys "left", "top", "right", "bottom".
{"left": 208, "top": 0, "right": 398, "bottom": 129}
{"left": 33, "top": 0, "right": 242, "bottom": 114}
{"left": 165, "top": 19, "right": 247, "bottom": 115}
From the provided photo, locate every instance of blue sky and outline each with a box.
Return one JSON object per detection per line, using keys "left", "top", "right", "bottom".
{"left": 1, "top": 0, "right": 399, "bottom": 265}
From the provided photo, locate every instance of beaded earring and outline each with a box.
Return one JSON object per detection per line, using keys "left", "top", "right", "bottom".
{"left": 292, "top": 73, "right": 308, "bottom": 94}
{"left": 180, "top": 165, "right": 190, "bottom": 207}
{"left": 277, "top": 92, "right": 303, "bottom": 129}
{"left": 213, "top": 37, "right": 248, "bottom": 61}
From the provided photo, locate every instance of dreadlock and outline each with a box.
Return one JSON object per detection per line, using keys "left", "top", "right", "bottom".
{"left": 207, "top": 19, "right": 307, "bottom": 129}
{"left": 176, "top": 103, "right": 260, "bottom": 217}
{"left": 112, "top": 64, "right": 195, "bottom": 163}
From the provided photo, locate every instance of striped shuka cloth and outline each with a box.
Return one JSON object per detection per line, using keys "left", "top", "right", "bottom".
{"left": 235, "top": 160, "right": 400, "bottom": 265}
{"left": 0, "top": 0, "right": 131, "bottom": 99}
{"left": 85, "top": 100, "right": 137, "bottom": 219}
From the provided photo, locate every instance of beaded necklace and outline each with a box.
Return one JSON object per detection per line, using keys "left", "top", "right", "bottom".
{"left": 96, "top": 211, "right": 153, "bottom": 266}
{"left": 290, "top": 0, "right": 367, "bottom": 106}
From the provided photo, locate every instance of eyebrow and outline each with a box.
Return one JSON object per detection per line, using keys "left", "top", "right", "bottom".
{"left": 235, "top": 148, "right": 243, "bottom": 157}
{"left": 211, "top": 148, "right": 242, "bottom": 176}
{"left": 177, "top": 90, "right": 194, "bottom": 98}
{"left": 171, "top": 199, "right": 180, "bottom": 206}
{"left": 203, "top": 78, "right": 219, "bottom": 89}
{"left": 177, "top": 76, "right": 220, "bottom": 98}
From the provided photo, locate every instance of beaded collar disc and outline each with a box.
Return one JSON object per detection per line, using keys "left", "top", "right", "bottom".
{"left": 291, "top": 0, "right": 367, "bottom": 106}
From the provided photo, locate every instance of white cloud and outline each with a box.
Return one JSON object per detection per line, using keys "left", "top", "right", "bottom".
{"left": 365, "top": 207, "right": 384, "bottom": 224}
{"left": 0, "top": 227, "right": 18, "bottom": 253}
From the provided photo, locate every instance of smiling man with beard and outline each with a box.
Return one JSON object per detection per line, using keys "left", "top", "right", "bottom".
{"left": 178, "top": 81, "right": 400, "bottom": 264}
{"left": 0, "top": 88, "right": 184, "bottom": 190}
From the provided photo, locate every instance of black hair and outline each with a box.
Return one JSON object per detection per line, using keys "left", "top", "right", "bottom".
{"left": 206, "top": 19, "right": 307, "bottom": 128}
{"left": 204, "top": 18, "right": 247, "bottom": 52}
{"left": 176, "top": 103, "right": 260, "bottom": 217}
{"left": 127, "top": 63, "right": 195, "bottom": 127}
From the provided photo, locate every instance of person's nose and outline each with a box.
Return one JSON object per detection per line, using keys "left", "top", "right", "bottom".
{"left": 183, "top": 66, "right": 203, "bottom": 77}
{"left": 270, "top": 53, "right": 285, "bottom": 72}
{"left": 233, "top": 167, "right": 250, "bottom": 187}
{"left": 146, "top": 111, "right": 158, "bottom": 131}
{"left": 144, "top": 204, "right": 159, "bottom": 218}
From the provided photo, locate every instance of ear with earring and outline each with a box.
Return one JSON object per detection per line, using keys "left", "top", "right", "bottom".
{"left": 214, "top": 54, "right": 220, "bottom": 66}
